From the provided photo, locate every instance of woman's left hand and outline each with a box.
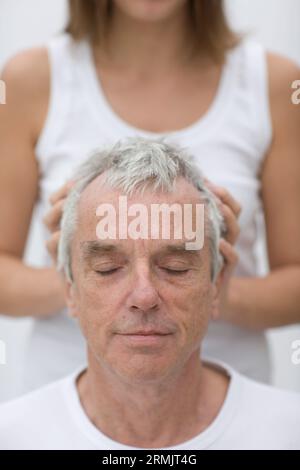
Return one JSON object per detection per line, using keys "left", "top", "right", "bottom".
{"left": 205, "top": 179, "right": 241, "bottom": 245}
{"left": 204, "top": 179, "right": 241, "bottom": 320}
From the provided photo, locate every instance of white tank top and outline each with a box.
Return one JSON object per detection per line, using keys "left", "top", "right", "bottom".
{"left": 23, "top": 33, "right": 273, "bottom": 392}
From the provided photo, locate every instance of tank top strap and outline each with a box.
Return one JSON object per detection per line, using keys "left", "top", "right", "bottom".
{"left": 35, "top": 33, "right": 76, "bottom": 163}
{"left": 241, "top": 39, "right": 273, "bottom": 158}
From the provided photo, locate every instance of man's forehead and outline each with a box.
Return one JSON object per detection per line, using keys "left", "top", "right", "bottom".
{"left": 76, "top": 175, "right": 208, "bottom": 253}
{"left": 78, "top": 172, "right": 112, "bottom": 207}
{"left": 78, "top": 174, "right": 204, "bottom": 209}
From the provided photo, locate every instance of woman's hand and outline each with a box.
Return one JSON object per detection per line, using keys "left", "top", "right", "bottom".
{"left": 204, "top": 179, "right": 241, "bottom": 244}
{"left": 43, "top": 181, "right": 74, "bottom": 264}
{"left": 204, "top": 179, "right": 241, "bottom": 320}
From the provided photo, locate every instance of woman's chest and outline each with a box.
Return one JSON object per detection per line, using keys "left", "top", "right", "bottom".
{"left": 95, "top": 62, "right": 223, "bottom": 133}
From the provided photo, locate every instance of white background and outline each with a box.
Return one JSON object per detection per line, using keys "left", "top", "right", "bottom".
{"left": 0, "top": 0, "right": 300, "bottom": 401}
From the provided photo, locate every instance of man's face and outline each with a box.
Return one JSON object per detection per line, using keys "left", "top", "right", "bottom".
{"left": 66, "top": 174, "right": 221, "bottom": 384}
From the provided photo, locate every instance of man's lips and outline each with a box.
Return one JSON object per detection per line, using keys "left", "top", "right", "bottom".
{"left": 121, "top": 330, "right": 172, "bottom": 336}
{"left": 115, "top": 330, "right": 174, "bottom": 345}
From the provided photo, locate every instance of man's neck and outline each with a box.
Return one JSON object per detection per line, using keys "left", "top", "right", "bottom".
{"left": 77, "top": 351, "right": 229, "bottom": 448}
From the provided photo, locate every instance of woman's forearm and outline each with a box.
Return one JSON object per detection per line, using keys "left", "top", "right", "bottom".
{"left": 0, "top": 254, "right": 65, "bottom": 317}
{"left": 225, "top": 266, "right": 300, "bottom": 330}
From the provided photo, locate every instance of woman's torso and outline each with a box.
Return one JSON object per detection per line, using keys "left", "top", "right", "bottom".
{"left": 23, "top": 32, "right": 272, "bottom": 392}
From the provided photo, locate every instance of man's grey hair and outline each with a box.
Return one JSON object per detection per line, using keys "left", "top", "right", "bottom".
{"left": 57, "top": 138, "right": 226, "bottom": 283}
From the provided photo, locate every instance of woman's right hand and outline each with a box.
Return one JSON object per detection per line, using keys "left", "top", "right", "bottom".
{"left": 43, "top": 181, "right": 74, "bottom": 264}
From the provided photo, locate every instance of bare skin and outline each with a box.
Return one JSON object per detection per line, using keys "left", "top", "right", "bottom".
{"left": 0, "top": 0, "right": 299, "bottom": 325}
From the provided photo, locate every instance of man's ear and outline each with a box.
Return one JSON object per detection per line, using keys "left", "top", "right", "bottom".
{"left": 64, "top": 279, "right": 78, "bottom": 319}
{"left": 210, "top": 265, "right": 226, "bottom": 321}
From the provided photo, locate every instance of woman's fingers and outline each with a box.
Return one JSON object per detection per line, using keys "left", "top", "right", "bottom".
{"left": 49, "top": 180, "right": 74, "bottom": 205}
{"left": 43, "top": 199, "right": 65, "bottom": 233}
{"left": 44, "top": 180, "right": 74, "bottom": 232}
{"left": 204, "top": 178, "right": 242, "bottom": 218}
{"left": 219, "top": 238, "right": 239, "bottom": 279}
{"left": 45, "top": 231, "right": 61, "bottom": 264}
{"left": 213, "top": 186, "right": 241, "bottom": 218}
{"left": 204, "top": 178, "right": 241, "bottom": 245}
{"left": 44, "top": 181, "right": 74, "bottom": 261}
{"left": 220, "top": 203, "right": 240, "bottom": 245}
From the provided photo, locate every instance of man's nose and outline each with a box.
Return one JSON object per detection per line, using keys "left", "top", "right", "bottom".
{"left": 128, "top": 266, "right": 160, "bottom": 314}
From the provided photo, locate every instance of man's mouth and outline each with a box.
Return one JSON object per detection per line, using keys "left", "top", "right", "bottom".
{"left": 123, "top": 330, "right": 172, "bottom": 336}
{"left": 116, "top": 330, "right": 173, "bottom": 346}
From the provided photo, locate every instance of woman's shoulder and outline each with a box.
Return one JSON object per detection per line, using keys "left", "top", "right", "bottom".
{"left": 266, "top": 50, "right": 299, "bottom": 74}
{"left": 236, "top": 37, "right": 300, "bottom": 112}
{"left": 266, "top": 50, "right": 300, "bottom": 102}
{"left": 1, "top": 46, "right": 50, "bottom": 141}
{"left": 235, "top": 36, "right": 299, "bottom": 74}
{"left": 0, "top": 33, "right": 75, "bottom": 101}
{"left": 1, "top": 46, "right": 49, "bottom": 89}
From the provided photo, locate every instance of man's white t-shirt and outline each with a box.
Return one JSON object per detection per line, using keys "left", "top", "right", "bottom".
{"left": 1, "top": 361, "right": 299, "bottom": 450}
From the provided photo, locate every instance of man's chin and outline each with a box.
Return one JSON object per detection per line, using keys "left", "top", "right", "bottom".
{"left": 109, "top": 354, "right": 178, "bottom": 384}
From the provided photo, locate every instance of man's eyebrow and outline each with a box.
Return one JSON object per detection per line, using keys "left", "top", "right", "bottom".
{"left": 157, "top": 244, "right": 202, "bottom": 256}
{"left": 80, "top": 241, "right": 121, "bottom": 258}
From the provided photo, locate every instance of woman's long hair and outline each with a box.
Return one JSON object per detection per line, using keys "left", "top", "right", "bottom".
{"left": 66, "top": 0, "right": 242, "bottom": 64}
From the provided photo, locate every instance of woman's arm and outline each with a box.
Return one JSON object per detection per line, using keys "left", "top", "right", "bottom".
{"left": 0, "top": 49, "right": 65, "bottom": 317}
{"left": 223, "top": 52, "right": 300, "bottom": 330}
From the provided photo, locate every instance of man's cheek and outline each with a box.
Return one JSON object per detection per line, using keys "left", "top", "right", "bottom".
{"left": 78, "top": 310, "right": 107, "bottom": 346}
{"left": 75, "top": 291, "right": 106, "bottom": 335}
{"left": 185, "top": 293, "right": 210, "bottom": 335}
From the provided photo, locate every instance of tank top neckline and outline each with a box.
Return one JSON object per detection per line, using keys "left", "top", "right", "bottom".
{"left": 77, "top": 38, "right": 240, "bottom": 140}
